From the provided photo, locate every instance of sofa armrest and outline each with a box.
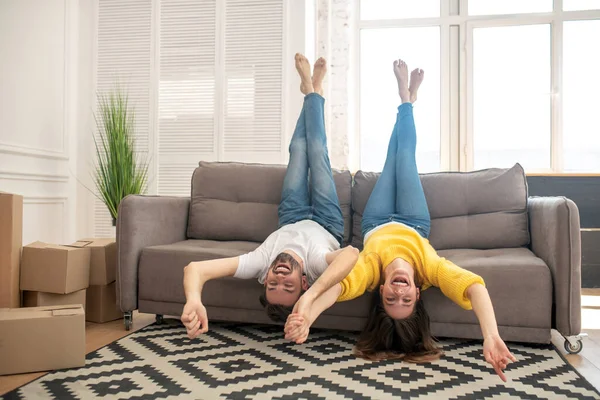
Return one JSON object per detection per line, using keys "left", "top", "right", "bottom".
{"left": 528, "top": 196, "right": 581, "bottom": 336}
{"left": 116, "top": 195, "right": 190, "bottom": 312}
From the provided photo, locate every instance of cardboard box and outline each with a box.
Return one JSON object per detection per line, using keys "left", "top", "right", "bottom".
{"left": 0, "top": 192, "right": 23, "bottom": 308}
{"left": 0, "top": 305, "right": 85, "bottom": 375}
{"left": 71, "top": 238, "right": 116, "bottom": 286}
{"left": 86, "top": 282, "right": 122, "bottom": 323}
{"left": 20, "top": 241, "right": 91, "bottom": 294}
{"left": 23, "top": 289, "right": 86, "bottom": 308}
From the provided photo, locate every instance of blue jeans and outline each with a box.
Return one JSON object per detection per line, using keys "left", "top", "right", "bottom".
{"left": 278, "top": 93, "right": 344, "bottom": 245}
{"left": 361, "top": 103, "right": 431, "bottom": 239}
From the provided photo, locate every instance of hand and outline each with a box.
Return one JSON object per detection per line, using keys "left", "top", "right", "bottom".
{"left": 283, "top": 293, "right": 316, "bottom": 344}
{"left": 483, "top": 334, "right": 517, "bottom": 382}
{"left": 284, "top": 314, "right": 311, "bottom": 344}
{"left": 181, "top": 299, "right": 208, "bottom": 339}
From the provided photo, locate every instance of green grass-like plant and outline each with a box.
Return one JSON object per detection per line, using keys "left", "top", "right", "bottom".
{"left": 93, "top": 87, "right": 149, "bottom": 225}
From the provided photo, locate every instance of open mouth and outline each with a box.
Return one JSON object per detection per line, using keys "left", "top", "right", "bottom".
{"left": 274, "top": 264, "right": 291, "bottom": 274}
{"left": 392, "top": 276, "right": 409, "bottom": 287}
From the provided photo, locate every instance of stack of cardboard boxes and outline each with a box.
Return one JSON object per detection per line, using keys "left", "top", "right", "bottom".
{"left": 20, "top": 239, "right": 122, "bottom": 323}
{"left": 80, "top": 238, "right": 122, "bottom": 323}
{"left": 21, "top": 241, "right": 91, "bottom": 306}
{"left": 0, "top": 191, "right": 122, "bottom": 375}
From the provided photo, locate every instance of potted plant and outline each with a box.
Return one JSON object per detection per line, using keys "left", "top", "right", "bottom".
{"left": 93, "top": 86, "right": 149, "bottom": 226}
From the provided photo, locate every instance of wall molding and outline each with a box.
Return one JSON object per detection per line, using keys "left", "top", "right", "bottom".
{"left": 0, "top": 170, "right": 69, "bottom": 182}
{"left": 23, "top": 196, "right": 68, "bottom": 204}
{"left": 0, "top": 143, "right": 69, "bottom": 160}
{"left": 22, "top": 196, "right": 68, "bottom": 244}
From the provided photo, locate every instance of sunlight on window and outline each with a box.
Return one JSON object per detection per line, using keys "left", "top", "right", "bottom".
{"left": 159, "top": 77, "right": 214, "bottom": 119}
{"left": 360, "top": 27, "right": 440, "bottom": 173}
{"left": 360, "top": 0, "right": 439, "bottom": 20}
{"left": 564, "top": 0, "right": 600, "bottom": 11}
{"left": 226, "top": 75, "right": 255, "bottom": 116}
{"left": 473, "top": 24, "right": 551, "bottom": 170}
{"left": 563, "top": 20, "right": 600, "bottom": 171}
{"left": 469, "top": 0, "right": 552, "bottom": 15}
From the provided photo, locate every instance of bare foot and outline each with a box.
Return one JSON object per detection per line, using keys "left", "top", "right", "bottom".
{"left": 393, "top": 59, "right": 410, "bottom": 103}
{"left": 312, "top": 57, "right": 327, "bottom": 96}
{"left": 409, "top": 68, "right": 425, "bottom": 103}
{"left": 295, "top": 53, "right": 314, "bottom": 95}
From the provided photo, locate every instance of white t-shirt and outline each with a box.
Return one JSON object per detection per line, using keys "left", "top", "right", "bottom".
{"left": 234, "top": 219, "right": 340, "bottom": 285}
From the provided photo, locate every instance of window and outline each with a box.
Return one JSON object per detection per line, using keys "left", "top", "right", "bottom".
{"left": 563, "top": 20, "right": 600, "bottom": 171}
{"left": 360, "top": 0, "right": 440, "bottom": 20}
{"left": 564, "top": 0, "right": 600, "bottom": 11}
{"left": 468, "top": 0, "right": 552, "bottom": 16}
{"left": 94, "top": 0, "right": 284, "bottom": 236}
{"left": 357, "top": 0, "right": 600, "bottom": 173}
{"left": 472, "top": 24, "right": 551, "bottom": 170}
{"left": 360, "top": 27, "right": 441, "bottom": 173}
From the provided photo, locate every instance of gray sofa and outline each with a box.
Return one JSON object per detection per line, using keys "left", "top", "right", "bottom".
{"left": 116, "top": 161, "right": 583, "bottom": 349}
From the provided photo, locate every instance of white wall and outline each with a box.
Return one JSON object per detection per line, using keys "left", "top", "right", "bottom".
{"left": 0, "top": 0, "right": 317, "bottom": 245}
{"left": 0, "top": 0, "right": 94, "bottom": 245}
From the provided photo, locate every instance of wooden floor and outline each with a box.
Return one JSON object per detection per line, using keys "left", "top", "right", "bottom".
{"left": 2, "top": 290, "right": 600, "bottom": 396}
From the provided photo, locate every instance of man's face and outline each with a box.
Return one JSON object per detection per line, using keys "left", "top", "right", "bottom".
{"left": 264, "top": 252, "right": 308, "bottom": 307}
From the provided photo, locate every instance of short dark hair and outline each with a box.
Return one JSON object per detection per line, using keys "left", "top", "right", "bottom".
{"left": 259, "top": 290, "right": 294, "bottom": 322}
{"left": 354, "top": 291, "right": 442, "bottom": 363}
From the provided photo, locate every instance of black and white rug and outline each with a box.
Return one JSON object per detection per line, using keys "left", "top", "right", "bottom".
{"left": 3, "top": 320, "right": 599, "bottom": 399}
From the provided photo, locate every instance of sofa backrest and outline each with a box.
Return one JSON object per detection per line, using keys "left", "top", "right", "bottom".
{"left": 187, "top": 161, "right": 353, "bottom": 244}
{"left": 351, "top": 163, "right": 530, "bottom": 250}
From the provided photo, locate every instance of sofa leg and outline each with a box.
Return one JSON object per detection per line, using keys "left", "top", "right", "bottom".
{"left": 155, "top": 314, "right": 164, "bottom": 325}
{"left": 124, "top": 312, "right": 133, "bottom": 331}
{"left": 563, "top": 333, "right": 588, "bottom": 354}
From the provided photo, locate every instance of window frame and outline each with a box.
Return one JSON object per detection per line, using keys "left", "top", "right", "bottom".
{"left": 355, "top": 0, "right": 600, "bottom": 173}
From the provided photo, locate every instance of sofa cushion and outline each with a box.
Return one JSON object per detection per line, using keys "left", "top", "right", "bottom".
{"left": 351, "top": 163, "right": 529, "bottom": 250}
{"left": 187, "top": 161, "right": 353, "bottom": 245}
{"left": 138, "top": 239, "right": 372, "bottom": 317}
{"left": 138, "top": 239, "right": 260, "bottom": 304}
{"left": 138, "top": 243, "right": 550, "bottom": 330}
{"left": 423, "top": 248, "right": 551, "bottom": 329}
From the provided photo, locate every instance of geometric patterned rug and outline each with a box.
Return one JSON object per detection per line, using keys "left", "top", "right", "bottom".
{"left": 3, "top": 320, "right": 599, "bottom": 400}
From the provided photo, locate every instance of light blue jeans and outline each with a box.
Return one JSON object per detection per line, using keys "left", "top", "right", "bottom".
{"left": 278, "top": 93, "right": 344, "bottom": 245}
{"left": 361, "top": 103, "right": 431, "bottom": 239}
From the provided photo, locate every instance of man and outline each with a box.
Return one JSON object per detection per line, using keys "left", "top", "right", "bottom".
{"left": 181, "top": 54, "right": 359, "bottom": 339}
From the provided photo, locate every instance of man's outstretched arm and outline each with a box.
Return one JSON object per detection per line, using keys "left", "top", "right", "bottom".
{"left": 284, "top": 246, "right": 359, "bottom": 343}
{"left": 182, "top": 257, "right": 239, "bottom": 338}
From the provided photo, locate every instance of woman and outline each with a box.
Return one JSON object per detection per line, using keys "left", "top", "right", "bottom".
{"left": 284, "top": 58, "right": 517, "bottom": 382}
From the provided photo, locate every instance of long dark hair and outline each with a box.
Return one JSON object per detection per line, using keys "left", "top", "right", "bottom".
{"left": 354, "top": 291, "right": 442, "bottom": 363}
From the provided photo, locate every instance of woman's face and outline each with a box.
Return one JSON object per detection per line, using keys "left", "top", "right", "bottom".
{"left": 380, "top": 264, "right": 420, "bottom": 319}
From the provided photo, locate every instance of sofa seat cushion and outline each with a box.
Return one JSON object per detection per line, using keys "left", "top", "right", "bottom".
{"left": 138, "top": 239, "right": 372, "bottom": 317}
{"left": 138, "top": 240, "right": 260, "bottom": 304}
{"left": 139, "top": 242, "right": 551, "bottom": 330}
{"left": 423, "top": 248, "right": 552, "bottom": 329}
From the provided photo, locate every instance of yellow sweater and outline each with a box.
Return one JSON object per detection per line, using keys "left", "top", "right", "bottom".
{"left": 338, "top": 223, "right": 485, "bottom": 310}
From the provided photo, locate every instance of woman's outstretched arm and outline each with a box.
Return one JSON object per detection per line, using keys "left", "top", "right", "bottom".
{"left": 467, "top": 283, "right": 518, "bottom": 382}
